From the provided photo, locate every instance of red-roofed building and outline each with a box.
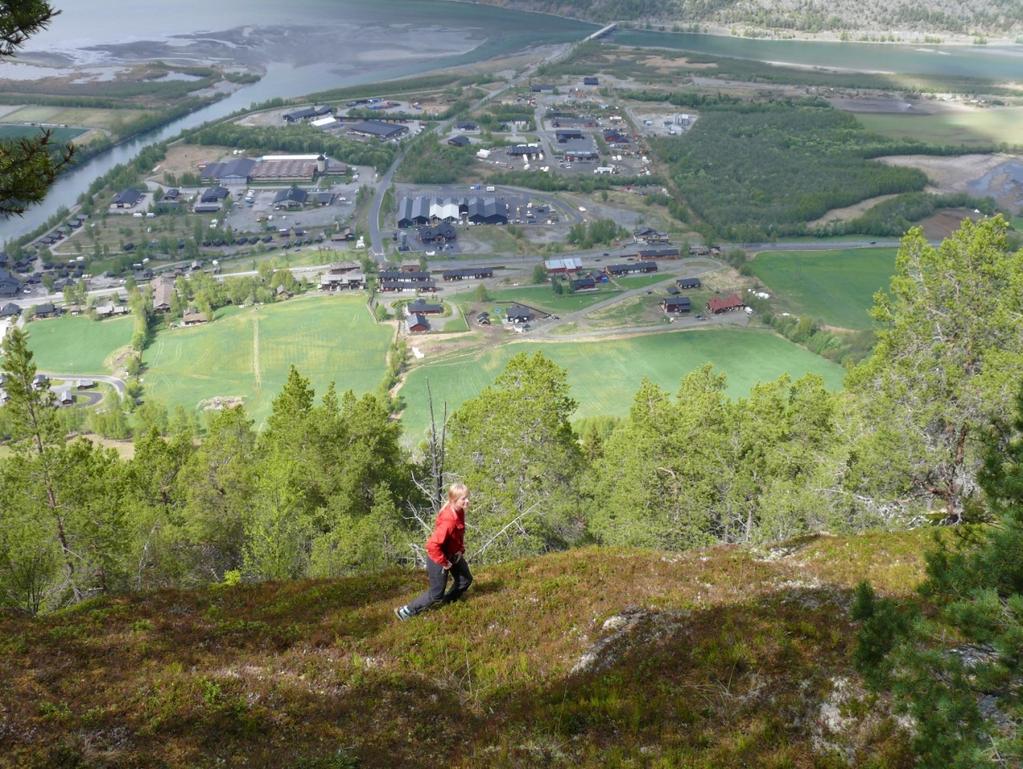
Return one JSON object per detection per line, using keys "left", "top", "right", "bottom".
{"left": 707, "top": 293, "right": 744, "bottom": 314}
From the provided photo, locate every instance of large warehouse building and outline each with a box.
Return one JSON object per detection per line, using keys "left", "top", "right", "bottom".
{"left": 397, "top": 195, "right": 510, "bottom": 227}
{"left": 200, "top": 154, "right": 347, "bottom": 185}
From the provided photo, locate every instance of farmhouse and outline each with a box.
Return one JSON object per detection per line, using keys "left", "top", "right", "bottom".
{"left": 407, "top": 314, "right": 431, "bottom": 333}
{"left": 545, "top": 257, "right": 582, "bottom": 274}
{"left": 182, "top": 310, "right": 207, "bottom": 326}
{"left": 0, "top": 302, "right": 21, "bottom": 318}
{"left": 200, "top": 158, "right": 256, "bottom": 186}
{"left": 662, "top": 296, "right": 692, "bottom": 314}
{"left": 283, "top": 105, "right": 333, "bottom": 123}
{"left": 151, "top": 277, "right": 175, "bottom": 313}
{"left": 348, "top": 120, "right": 408, "bottom": 140}
{"left": 406, "top": 300, "right": 443, "bottom": 315}
{"left": 448, "top": 135, "right": 471, "bottom": 147}
{"left": 677, "top": 277, "right": 702, "bottom": 290}
{"left": 273, "top": 186, "right": 309, "bottom": 209}
{"left": 112, "top": 188, "right": 143, "bottom": 209}
{"left": 505, "top": 304, "right": 534, "bottom": 324}
{"left": 707, "top": 293, "right": 744, "bottom": 314}
{"left": 419, "top": 222, "right": 457, "bottom": 244}
{"left": 605, "top": 261, "right": 658, "bottom": 276}
{"left": 0, "top": 268, "right": 21, "bottom": 297}
{"left": 442, "top": 267, "right": 494, "bottom": 281}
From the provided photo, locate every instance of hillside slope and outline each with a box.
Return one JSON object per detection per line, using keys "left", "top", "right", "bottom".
{"left": 0, "top": 531, "right": 934, "bottom": 769}
{"left": 479, "top": 0, "right": 1023, "bottom": 37}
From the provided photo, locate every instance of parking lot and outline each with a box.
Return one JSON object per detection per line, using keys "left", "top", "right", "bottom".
{"left": 224, "top": 179, "right": 362, "bottom": 234}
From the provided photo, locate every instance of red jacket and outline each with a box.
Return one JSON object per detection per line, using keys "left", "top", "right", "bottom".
{"left": 425, "top": 503, "right": 465, "bottom": 568}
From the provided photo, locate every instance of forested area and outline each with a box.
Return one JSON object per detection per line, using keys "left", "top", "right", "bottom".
{"left": 652, "top": 100, "right": 994, "bottom": 240}
{"left": 397, "top": 134, "right": 476, "bottom": 184}
{"left": 2, "top": 218, "right": 1021, "bottom": 617}
{"left": 190, "top": 123, "right": 397, "bottom": 172}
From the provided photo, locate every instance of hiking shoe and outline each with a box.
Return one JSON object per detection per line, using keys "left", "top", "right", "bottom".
{"left": 394, "top": 605, "right": 412, "bottom": 621}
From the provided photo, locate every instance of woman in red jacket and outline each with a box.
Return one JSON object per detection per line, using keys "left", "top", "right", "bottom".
{"left": 395, "top": 483, "right": 473, "bottom": 620}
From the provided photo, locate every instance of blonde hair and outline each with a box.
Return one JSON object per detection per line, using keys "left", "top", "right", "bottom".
{"left": 447, "top": 482, "right": 468, "bottom": 503}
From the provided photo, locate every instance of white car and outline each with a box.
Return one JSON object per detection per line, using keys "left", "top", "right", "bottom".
{"left": 425, "top": 250, "right": 436, "bottom": 257}
{"left": 578, "top": 206, "right": 587, "bottom": 212}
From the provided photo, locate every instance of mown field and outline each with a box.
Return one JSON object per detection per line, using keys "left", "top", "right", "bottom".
{"left": 25, "top": 316, "right": 134, "bottom": 373}
{"left": 399, "top": 329, "right": 845, "bottom": 444}
{"left": 143, "top": 295, "right": 391, "bottom": 425}
{"left": 749, "top": 247, "right": 897, "bottom": 330}
{"left": 0, "top": 124, "right": 88, "bottom": 143}
{"left": 462, "top": 284, "right": 624, "bottom": 314}
{"left": 0, "top": 104, "right": 155, "bottom": 130}
{"left": 856, "top": 108, "right": 1023, "bottom": 148}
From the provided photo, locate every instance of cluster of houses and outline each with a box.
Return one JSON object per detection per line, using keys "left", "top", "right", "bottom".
{"left": 319, "top": 262, "right": 367, "bottom": 292}
{"left": 397, "top": 196, "right": 510, "bottom": 228}
{"left": 659, "top": 276, "right": 745, "bottom": 317}
{"left": 405, "top": 299, "right": 444, "bottom": 334}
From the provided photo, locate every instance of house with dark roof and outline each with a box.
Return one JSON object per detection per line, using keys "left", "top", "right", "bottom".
{"left": 508, "top": 144, "right": 542, "bottom": 158}
{"left": 583, "top": 76, "right": 599, "bottom": 86}
{"left": 200, "top": 187, "right": 230, "bottom": 204}
{"left": 112, "top": 188, "right": 143, "bottom": 208}
{"left": 283, "top": 105, "right": 333, "bottom": 123}
{"left": 605, "top": 261, "right": 658, "bottom": 276}
{"left": 406, "top": 300, "right": 443, "bottom": 315}
{"left": 456, "top": 121, "right": 478, "bottom": 132}
{"left": 33, "top": 302, "right": 59, "bottom": 318}
{"left": 0, "top": 268, "right": 21, "bottom": 298}
{"left": 561, "top": 137, "right": 599, "bottom": 161}
{"left": 448, "top": 135, "right": 471, "bottom": 147}
{"left": 467, "top": 198, "right": 509, "bottom": 225}
{"left": 570, "top": 276, "right": 597, "bottom": 292}
{"left": 378, "top": 270, "right": 431, "bottom": 284}
{"left": 408, "top": 313, "right": 431, "bottom": 333}
{"left": 419, "top": 222, "right": 457, "bottom": 244}
{"left": 505, "top": 304, "right": 534, "bottom": 324}
{"left": 273, "top": 186, "right": 309, "bottom": 209}
{"left": 348, "top": 120, "right": 408, "bottom": 140}
{"left": 530, "top": 83, "right": 554, "bottom": 93}
{"left": 677, "top": 277, "right": 702, "bottom": 290}
{"left": 442, "top": 267, "right": 494, "bottom": 281}
{"left": 662, "top": 296, "right": 692, "bottom": 314}
{"left": 555, "top": 129, "right": 584, "bottom": 143}
{"left": 200, "top": 158, "right": 257, "bottom": 186}
{"left": 182, "top": 310, "right": 208, "bottom": 326}
{"left": 707, "top": 293, "right": 744, "bottom": 314}
{"left": 0, "top": 302, "right": 22, "bottom": 318}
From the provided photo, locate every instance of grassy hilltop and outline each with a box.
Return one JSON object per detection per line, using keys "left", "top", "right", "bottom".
{"left": 0, "top": 530, "right": 933, "bottom": 769}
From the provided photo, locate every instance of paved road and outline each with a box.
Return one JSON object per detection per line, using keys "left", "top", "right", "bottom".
{"left": 39, "top": 372, "right": 127, "bottom": 399}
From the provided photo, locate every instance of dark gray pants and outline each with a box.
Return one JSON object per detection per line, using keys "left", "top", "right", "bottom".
{"left": 406, "top": 557, "right": 473, "bottom": 615}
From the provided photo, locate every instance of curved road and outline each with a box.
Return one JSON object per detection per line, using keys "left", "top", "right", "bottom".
{"left": 39, "top": 372, "right": 127, "bottom": 399}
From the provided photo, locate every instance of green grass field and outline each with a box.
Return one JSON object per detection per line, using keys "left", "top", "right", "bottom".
{"left": 856, "top": 109, "right": 1023, "bottom": 148}
{"left": 0, "top": 105, "right": 153, "bottom": 130}
{"left": 749, "top": 248, "right": 897, "bottom": 330}
{"left": 469, "top": 284, "right": 623, "bottom": 314}
{"left": 25, "top": 316, "right": 134, "bottom": 373}
{"left": 0, "top": 124, "right": 88, "bottom": 143}
{"left": 143, "top": 295, "right": 392, "bottom": 425}
{"left": 399, "top": 329, "right": 845, "bottom": 444}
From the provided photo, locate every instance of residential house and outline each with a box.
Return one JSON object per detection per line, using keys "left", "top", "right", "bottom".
{"left": 406, "top": 300, "right": 443, "bottom": 315}
{"left": 505, "top": 304, "right": 534, "bottom": 324}
{"left": 605, "top": 261, "right": 658, "bottom": 276}
{"left": 0, "top": 302, "right": 21, "bottom": 318}
{"left": 448, "top": 135, "right": 471, "bottom": 147}
{"left": 407, "top": 313, "right": 431, "bottom": 333}
{"left": 570, "top": 276, "right": 597, "bottom": 292}
{"left": 677, "top": 277, "right": 702, "bottom": 290}
{"left": 707, "top": 293, "right": 744, "bottom": 314}
{"left": 442, "top": 267, "right": 494, "bottom": 281}
{"left": 0, "top": 268, "right": 21, "bottom": 297}
{"left": 33, "top": 302, "right": 59, "bottom": 318}
{"left": 151, "top": 276, "right": 175, "bottom": 313}
{"left": 662, "top": 296, "right": 692, "bottom": 314}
